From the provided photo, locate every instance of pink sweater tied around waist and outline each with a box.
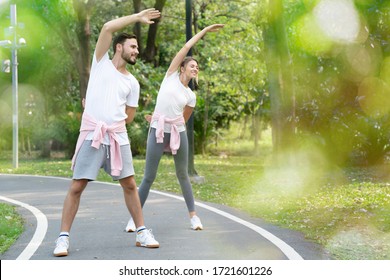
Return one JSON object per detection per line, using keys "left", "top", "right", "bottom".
{"left": 71, "top": 113, "right": 127, "bottom": 176}
{"left": 152, "top": 112, "right": 185, "bottom": 155}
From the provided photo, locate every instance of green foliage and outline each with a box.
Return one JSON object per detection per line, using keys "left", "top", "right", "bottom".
{"left": 126, "top": 113, "right": 149, "bottom": 156}
{"left": 273, "top": 0, "right": 390, "bottom": 166}
{"left": 50, "top": 112, "right": 83, "bottom": 158}
{"left": 3, "top": 0, "right": 390, "bottom": 167}
{"left": 189, "top": 0, "right": 268, "bottom": 152}
{"left": 0, "top": 0, "right": 82, "bottom": 157}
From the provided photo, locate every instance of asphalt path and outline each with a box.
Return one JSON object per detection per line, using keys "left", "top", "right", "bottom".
{"left": 0, "top": 174, "right": 330, "bottom": 260}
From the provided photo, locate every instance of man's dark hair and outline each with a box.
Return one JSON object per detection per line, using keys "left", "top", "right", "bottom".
{"left": 112, "top": 33, "right": 137, "bottom": 54}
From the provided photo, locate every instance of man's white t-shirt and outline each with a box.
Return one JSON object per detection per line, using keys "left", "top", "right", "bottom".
{"left": 84, "top": 51, "right": 140, "bottom": 145}
{"left": 151, "top": 72, "right": 196, "bottom": 133}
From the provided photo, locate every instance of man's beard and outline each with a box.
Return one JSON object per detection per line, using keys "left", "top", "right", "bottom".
{"left": 122, "top": 53, "right": 136, "bottom": 65}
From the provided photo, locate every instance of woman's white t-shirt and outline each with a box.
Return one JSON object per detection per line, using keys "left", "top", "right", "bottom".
{"left": 84, "top": 51, "right": 140, "bottom": 145}
{"left": 151, "top": 72, "right": 196, "bottom": 133}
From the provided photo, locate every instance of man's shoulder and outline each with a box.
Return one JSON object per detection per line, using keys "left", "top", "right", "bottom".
{"left": 92, "top": 50, "right": 110, "bottom": 65}
{"left": 123, "top": 72, "right": 140, "bottom": 94}
{"left": 126, "top": 72, "right": 140, "bottom": 85}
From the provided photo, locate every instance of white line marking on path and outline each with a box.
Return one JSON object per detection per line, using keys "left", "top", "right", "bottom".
{"left": 0, "top": 174, "right": 304, "bottom": 260}
{"left": 100, "top": 179, "right": 304, "bottom": 260}
{"left": 151, "top": 189, "right": 304, "bottom": 260}
{"left": 0, "top": 195, "right": 48, "bottom": 260}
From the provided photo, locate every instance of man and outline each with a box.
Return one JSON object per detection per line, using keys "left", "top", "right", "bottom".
{"left": 53, "top": 8, "right": 161, "bottom": 257}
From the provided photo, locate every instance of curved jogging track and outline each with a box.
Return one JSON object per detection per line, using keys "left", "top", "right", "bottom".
{"left": 0, "top": 195, "right": 48, "bottom": 260}
{"left": 0, "top": 174, "right": 330, "bottom": 260}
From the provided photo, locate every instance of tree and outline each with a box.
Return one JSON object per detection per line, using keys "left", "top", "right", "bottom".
{"left": 269, "top": 0, "right": 390, "bottom": 166}
{"left": 133, "top": 0, "right": 167, "bottom": 64}
{"left": 264, "top": 0, "right": 296, "bottom": 154}
{"left": 190, "top": 0, "right": 268, "bottom": 153}
{"left": 143, "top": 0, "right": 166, "bottom": 63}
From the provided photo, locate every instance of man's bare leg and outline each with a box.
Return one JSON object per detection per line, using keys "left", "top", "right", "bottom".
{"left": 120, "top": 176, "right": 159, "bottom": 248}
{"left": 119, "top": 176, "right": 144, "bottom": 228}
{"left": 54, "top": 179, "right": 88, "bottom": 256}
{"left": 60, "top": 179, "right": 89, "bottom": 232}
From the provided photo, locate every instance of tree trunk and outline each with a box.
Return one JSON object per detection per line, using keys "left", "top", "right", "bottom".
{"left": 202, "top": 82, "right": 210, "bottom": 155}
{"left": 133, "top": 0, "right": 142, "bottom": 51}
{"left": 73, "top": 0, "right": 93, "bottom": 99}
{"left": 253, "top": 112, "right": 261, "bottom": 152}
{"left": 240, "top": 113, "right": 248, "bottom": 139}
{"left": 265, "top": 0, "right": 296, "bottom": 154}
{"left": 40, "top": 140, "right": 52, "bottom": 158}
{"left": 143, "top": 0, "right": 166, "bottom": 63}
{"left": 264, "top": 26, "right": 282, "bottom": 152}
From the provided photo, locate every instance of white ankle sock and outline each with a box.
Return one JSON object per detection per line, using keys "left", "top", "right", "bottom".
{"left": 136, "top": 226, "right": 146, "bottom": 233}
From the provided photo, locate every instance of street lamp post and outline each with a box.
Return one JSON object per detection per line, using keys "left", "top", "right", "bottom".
{"left": 0, "top": 40, "right": 11, "bottom": 47}
{"left": 11, "top": 4, "right": 19, "bottom": 169}
{"left": 185, "top": 0, "right": 205, "bottom": 183}
{"left": 185, "top": 0, "right": 195, "bottom": 175}
{"left": 1, "top": 4, "right": 25, "bottom": 168}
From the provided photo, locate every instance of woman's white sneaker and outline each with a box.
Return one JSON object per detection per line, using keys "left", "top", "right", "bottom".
{"left": 190, "top": 215, "right": 203, "bottom": 230}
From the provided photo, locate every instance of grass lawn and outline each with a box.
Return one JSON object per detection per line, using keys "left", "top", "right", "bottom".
{"left": 0, "top": 203, "right": 24, "bottom": 254}
{"left": 1, "top": 127, "right": 390, "bottom": 259}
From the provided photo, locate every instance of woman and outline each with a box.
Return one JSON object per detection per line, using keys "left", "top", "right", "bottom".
{"left": 125, "top": 24, "right": 224, "bottom": 232}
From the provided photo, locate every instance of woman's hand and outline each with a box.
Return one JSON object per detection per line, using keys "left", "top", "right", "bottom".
{"left": 144, "top": 114, "right": 152, "bottom": 123}
{"left": 204, "top": 24, "right": 225, "bottom": 33}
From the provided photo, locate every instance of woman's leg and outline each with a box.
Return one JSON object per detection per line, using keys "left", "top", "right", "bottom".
{"left": 138, "top": 128, "right": 165, "bottom": 207}
{"left": 173, "top": 131, "right": 196, "bottom": 215}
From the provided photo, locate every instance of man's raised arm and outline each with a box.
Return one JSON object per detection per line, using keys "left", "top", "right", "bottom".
{"left": 95, "top": 8, "right": 161, "bottom": 62}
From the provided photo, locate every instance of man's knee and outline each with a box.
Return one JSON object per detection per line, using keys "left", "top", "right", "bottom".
{"left": 69, "top": 179, "right": 88, "bottom": 196}
{"left": 120, "top": 176, "right": 137, "bottom": 191}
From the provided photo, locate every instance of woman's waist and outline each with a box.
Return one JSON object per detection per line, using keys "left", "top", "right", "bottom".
{"left": 150, "top": 120, "right": 186, "bottom": 133}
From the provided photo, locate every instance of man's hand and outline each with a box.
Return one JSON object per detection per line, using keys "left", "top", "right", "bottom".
{"left": 137, "top": 8, "right": 161, "bottom": 25}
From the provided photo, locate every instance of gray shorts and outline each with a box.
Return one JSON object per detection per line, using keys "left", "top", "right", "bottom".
{"left": 72, "top": 140, "right": 135, "bottom": 181}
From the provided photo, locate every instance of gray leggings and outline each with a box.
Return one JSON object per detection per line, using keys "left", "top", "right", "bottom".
{"left": 138, "top": 128, "right": 195, "bottom": 212}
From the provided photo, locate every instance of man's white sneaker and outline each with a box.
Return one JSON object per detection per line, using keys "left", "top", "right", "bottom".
{"left": 190, "top": 215, "right": 203, "bottom": 230}
{"left": 53, "top": 235, "right": 69, "bottom": 257}
{"left": 125, "top": 217, "right": 136, "bottom": 232}
{"left": 136, "top": 229, "right": 159, "bottom": 248}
